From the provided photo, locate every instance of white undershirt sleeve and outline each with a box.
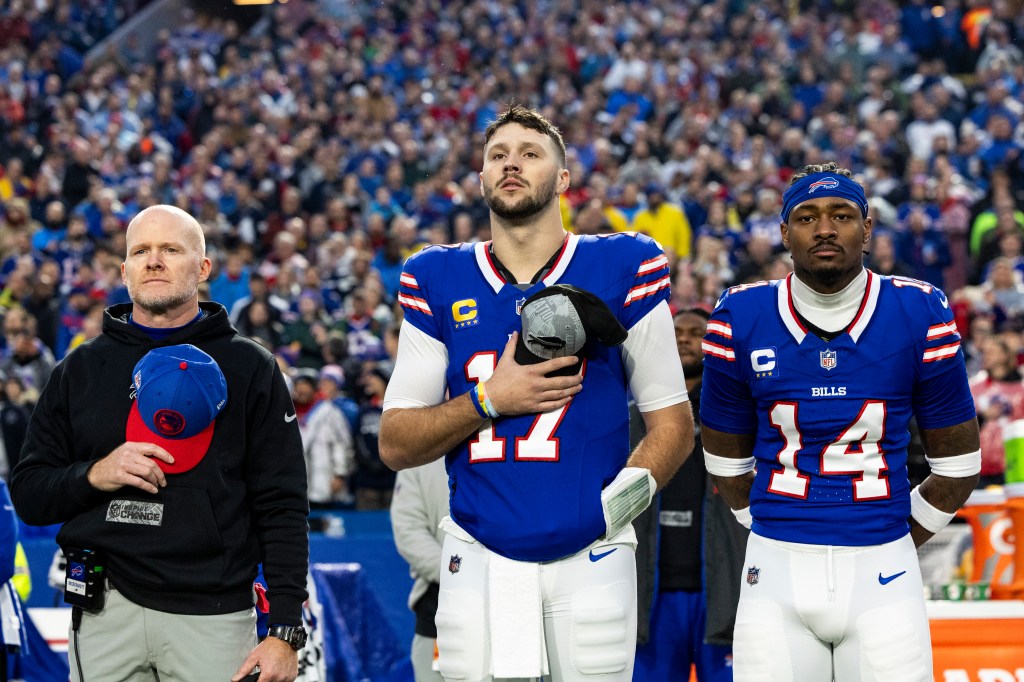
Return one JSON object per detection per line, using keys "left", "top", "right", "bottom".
{"left": 382, "top": 323, "right": 450, "bottom": 410}
{"left": 622, "top": 300, "right": 689, "bottom": 412}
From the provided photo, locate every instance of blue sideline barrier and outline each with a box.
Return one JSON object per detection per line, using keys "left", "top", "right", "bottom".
{"left": 312, "top": 563, "right": 412, "bottom": 681}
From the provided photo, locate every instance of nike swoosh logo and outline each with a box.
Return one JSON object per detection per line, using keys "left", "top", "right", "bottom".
{"left": 878, "top": 570, "right": 907, "bottom": 585}
{"left": 284, "top": 413, "right": 297, "bottom": 423}
{"left": 589, "top": 548, "right": 618, "bottom": 562}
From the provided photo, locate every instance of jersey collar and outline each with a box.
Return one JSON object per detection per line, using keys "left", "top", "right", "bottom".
{"left": 777, "top": 270, "right": 879, "bottom": 344}
{"left": 474, "top": 233, "right": 579, "bottom": 294}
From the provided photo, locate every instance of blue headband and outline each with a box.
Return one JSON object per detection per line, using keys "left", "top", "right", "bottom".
{"left": 781, "top": 172, "right": 869, "bottom": 223}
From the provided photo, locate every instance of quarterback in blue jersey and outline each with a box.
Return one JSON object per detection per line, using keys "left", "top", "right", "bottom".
{"left": 379, "top": 105, "right": 694, "bottom": 682}
{"left": 700, "top": 163, "right": 981, "bottom": 682}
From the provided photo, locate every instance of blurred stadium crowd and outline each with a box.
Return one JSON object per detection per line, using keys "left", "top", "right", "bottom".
{"left": 2, "top": 0, "right": 1024, "bottom": 503}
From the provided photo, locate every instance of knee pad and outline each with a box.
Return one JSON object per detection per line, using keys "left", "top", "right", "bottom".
{"left": 856, "top": 600, "right": 932, "bottom": 682}
{"left": 435, "top": 588, "right": 488, "bottom": 681}
{"left": 568, "top": 581, "right": 633, "bottom": 676}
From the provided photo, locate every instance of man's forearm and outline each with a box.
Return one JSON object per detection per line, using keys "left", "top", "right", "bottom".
{"left": 626, "top": 402, "right": 694, "bottom": 488}
{"left": 379, "top": 394, "right": 484, "bottom": 470}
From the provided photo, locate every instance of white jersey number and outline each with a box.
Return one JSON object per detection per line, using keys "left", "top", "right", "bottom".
{"left": 767, "top": 400, "right": 890, "bottom": 500}
{"left": 464, "top": 352, "right": 570, "bottom": 463}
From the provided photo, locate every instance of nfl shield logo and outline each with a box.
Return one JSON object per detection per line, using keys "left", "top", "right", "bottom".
{"left": 449, "top": 554, "right": 462, "bottom": 574}
{"left": 746, "top": 565, "right": 760, "bottom": 586}
{"left": 820, "top": 349, "right": 837, "bottom": 371}
{"left": 516, "top": 297, "right": 527, "bottom": 315}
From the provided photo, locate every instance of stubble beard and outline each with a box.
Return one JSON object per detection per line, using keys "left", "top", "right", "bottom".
{"left": 808, "top": 253, "right": 865, "bottom": 291}
{"left": 126, "top": 281, "right": 197, "bottom": 317}
{"left": 484, "top": 174, "right": 558, "bottom": 222}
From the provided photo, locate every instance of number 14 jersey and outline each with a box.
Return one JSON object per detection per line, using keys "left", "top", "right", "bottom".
{"left": 700, "top": 272, "right": 977, "bottom": 546}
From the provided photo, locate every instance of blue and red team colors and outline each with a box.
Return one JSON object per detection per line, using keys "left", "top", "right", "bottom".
{"left": 700, "top": 272, "right": 976, "bottom": 546}
{"left": 398, "top": 232, "right": 670, "bottom": 562}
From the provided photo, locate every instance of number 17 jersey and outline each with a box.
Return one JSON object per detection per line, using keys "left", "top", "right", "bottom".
{"left": 398, "top": 232, "right": 672, "bottom": 561}
{"left": 700, "top": 272, "right": 976, "bottom": 546}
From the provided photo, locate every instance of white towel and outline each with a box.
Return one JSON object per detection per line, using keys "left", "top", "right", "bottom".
{"left": 487, "top": 552, "right": 547, "bottom": 678}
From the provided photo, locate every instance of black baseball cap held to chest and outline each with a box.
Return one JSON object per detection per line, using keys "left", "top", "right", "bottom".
{"left": 514, "top": 284, "right": 628, "bottom": 377}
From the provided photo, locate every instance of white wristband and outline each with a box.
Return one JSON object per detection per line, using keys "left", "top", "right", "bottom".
{"left": 704, "top": 450, "right": 755, "bottom": 477}
{"left": 731, "top": 506, "right": 753, "bottom": 529}
{"left": 926, "top": 450, "right": 982, "bottom": 478}
{"left": 910, "top": 486, "right": 956, "bottom": 534}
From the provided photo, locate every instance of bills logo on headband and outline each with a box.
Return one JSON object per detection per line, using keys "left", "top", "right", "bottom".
{"left": 820, "top": 349, "right": 837, "bottom": 371}
{"left": 808, "top": 177, "right": 840, "bottom": 193}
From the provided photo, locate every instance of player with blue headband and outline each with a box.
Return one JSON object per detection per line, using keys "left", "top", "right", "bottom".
{"left": 701, "top": 161, "right": 981, "bottom": 680}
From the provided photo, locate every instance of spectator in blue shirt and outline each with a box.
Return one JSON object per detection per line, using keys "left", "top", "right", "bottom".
{"left": 30, "top": 200, "right": 66, "bottom": 254}
{"left": 208, "top": 251, "right": 251, "bottom": 316}
{"left": 978, "top": 113, "right": 1024, "bottom": 178}
{"left": 606, "top": 76, "right": 654, "bottom": 122}
{"left": 896, "top": 207, "right": 952, "bottom": 289}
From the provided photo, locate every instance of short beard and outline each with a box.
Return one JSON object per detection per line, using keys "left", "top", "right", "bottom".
{"left": 811, "top": 264, "right": 847, "bottom": 289}
{"left": 484, "top": 174, "right": 558, "bottom": 222}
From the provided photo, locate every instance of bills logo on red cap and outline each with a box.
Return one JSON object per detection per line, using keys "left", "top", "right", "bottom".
{"left": 154, "top": 409, "right": 186, "bottom": 437}
{"left": 808, "top": 177, "right": 840, "bottom": 193}
{"left": 126, "top": 345, "right": 228, "bottom": 475}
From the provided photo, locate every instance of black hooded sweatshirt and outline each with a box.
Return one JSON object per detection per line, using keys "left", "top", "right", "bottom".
{"left": 11, "top": 302, "right": 309, "bottom": 625}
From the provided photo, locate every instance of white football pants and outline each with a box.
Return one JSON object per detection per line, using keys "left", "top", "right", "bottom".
{"left": 733, "top": 532, "right": 932, "bottom": 682}
{"left": 434, "top": 524, "right": 637, "bottom": 682}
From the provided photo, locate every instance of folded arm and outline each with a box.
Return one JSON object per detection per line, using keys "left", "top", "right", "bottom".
{"left": 911, "top": 418, "right": 981, "bottom": 547}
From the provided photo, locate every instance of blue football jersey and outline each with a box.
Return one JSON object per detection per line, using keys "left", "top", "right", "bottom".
{"left": 398, "top": 232, "right": 670, "bottom": 561}
{"left": 700, "top": 272, "right": 976, "bottom": 546}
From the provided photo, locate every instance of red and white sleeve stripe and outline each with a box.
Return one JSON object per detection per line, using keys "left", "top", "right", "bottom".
{"left": 398, "top": 293, "right": 432, "bottom": 315}
{"left": 922, "top": 341, "right": 960, "bottom": 363}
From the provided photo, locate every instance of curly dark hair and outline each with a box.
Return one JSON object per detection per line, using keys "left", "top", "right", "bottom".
{"left": 788, "top": 161, "right": 858, "bottom": 186}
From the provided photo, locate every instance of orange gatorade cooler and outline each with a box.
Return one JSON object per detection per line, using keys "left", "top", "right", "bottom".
{"left": 956, "top": 488, "right": 1014, "bottom": 593}
{"left": 996, "top": 482, "right": 1024, "bottom": 599}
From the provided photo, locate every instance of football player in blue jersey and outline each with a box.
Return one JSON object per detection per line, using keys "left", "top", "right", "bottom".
{"left": 700, "top": 162, "right": 981, "bottom": 681}
{"left": 378, "top": 105, "right": 694, "bottom": 682}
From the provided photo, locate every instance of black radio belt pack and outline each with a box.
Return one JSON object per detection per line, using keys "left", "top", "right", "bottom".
{"left": 63, "top": 548, "right": 105, "bottom": 611}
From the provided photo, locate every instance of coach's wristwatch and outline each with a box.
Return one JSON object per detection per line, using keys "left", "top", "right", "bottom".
{"left": 267, "top": 625, "right": 308, "bottom": 651}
